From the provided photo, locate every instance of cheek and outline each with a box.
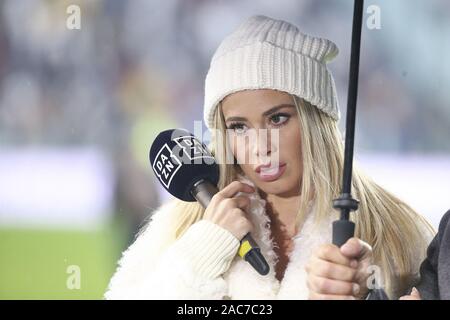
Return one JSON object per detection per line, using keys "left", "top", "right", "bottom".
{"left": 229, "top": 135, "right": 252, "bottom": 173}
{"left": 278, "top": 122, "right": 302, "bottom": 160}
{"left": 229, "top": 135, "right": 255, "bottom": 175}
{"left": 230, "top": 135, "right": 244, "bottom": 162}
{"left": 279, "top": 125, "right": 303, "bottom": 185}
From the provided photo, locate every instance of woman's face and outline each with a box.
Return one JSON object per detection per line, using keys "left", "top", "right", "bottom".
{"left": 221, "top": 89, "right": 303, "bottom": 197}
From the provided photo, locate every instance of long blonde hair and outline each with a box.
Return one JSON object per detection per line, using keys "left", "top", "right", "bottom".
{"left": 158, "top": 94, "right": 435, "bottom": 298}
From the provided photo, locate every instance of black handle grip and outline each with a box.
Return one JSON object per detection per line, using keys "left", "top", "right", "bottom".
{"left": 332, "top": 220, "right": 355, "bottom": 247}
{"left": 239, "top": 233, "right": 270, "bottom": 276}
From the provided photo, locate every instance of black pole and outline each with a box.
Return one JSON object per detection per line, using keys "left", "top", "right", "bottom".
{"left": 331, "top": 1, "right": 391, "bottom": 300}
{"left": 332, "top": 0, "right": 364, "bottom": 247}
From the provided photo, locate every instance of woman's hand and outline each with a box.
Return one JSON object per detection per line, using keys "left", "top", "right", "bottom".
{"left": 306, "top": 237, "right": 374, "bottom": 300}
{"left": 203, "top": 181, "right": 255, "bottom": 240}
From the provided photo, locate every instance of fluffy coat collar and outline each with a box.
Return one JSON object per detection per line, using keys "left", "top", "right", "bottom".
{"left": 224, "top": 175, "right": 338, "bottom": 299}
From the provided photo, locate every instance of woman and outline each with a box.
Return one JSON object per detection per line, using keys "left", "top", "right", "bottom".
{"left": 105, "top": 15, "right": 434, "bottom": 300}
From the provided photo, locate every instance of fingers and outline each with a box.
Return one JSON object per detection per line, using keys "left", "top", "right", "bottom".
{"left": 234, "top": 211, "right": 254, "bottom": 236}
{"left": 203, "top": 181, "right": 256, "bottom": 240}
{"left": 217, "top": 181, "right": 255, "bottom": 199}
{"left": 306, "top": 243, "right": 361, "bottom": 300}
{"left": 316, "top": 244, "right": 353, "bottom": 267}
{"left": 215, "top": 196, "right": 251, "bottom": 214}
{"left": 340, "top": 237, "right": 372, "bottom": 260}
{"left": 230, "top": 196, "right": 251, "bottom": 211}
{"left": 411, "top": 287, "right": 421, "bottom": 299}
{"left": 399, "top": 287, "right": 421, "bottom": 300}
{"left": 308, "top": 274, "right": 359, "bottom": 296}
{"left": 306, "top": 256, "right": 357, "bottom": 282}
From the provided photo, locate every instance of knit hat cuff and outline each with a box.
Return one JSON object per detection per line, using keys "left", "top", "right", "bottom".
{"left": 204, "top": 41, "right": 340, "bottom": 130}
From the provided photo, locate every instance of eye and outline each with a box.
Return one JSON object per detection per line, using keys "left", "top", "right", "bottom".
{"left": 227, "top": 123, "right": 248, "bottom": 135}
{"left": 269, "top": 113, "right": 290, "bottom": 126}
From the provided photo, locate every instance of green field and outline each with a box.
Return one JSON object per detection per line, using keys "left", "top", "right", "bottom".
{"left": 0, "top": 216, "right": 129, "bottom": 299}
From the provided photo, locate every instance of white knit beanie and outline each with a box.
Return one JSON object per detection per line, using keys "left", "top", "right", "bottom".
{"left": 203, "top": 15, "right": 340, "bottom": 130}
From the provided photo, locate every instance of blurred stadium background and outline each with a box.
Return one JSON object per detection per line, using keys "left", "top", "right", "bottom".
{"left": 0, "top": 0, "right": 449, "bottom": 299}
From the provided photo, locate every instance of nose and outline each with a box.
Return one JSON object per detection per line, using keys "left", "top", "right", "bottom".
{"left": 250, "top": 128, "right": 278, "bottom": 161}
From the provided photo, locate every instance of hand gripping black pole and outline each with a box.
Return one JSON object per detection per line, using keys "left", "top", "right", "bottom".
{"left": 332, "top": 0, "right": 364, "bottom": 248}
{"left": 332, "top": 0, "right": 389, "bottom": 300}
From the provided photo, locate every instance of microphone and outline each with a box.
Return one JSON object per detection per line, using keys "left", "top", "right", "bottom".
{"left": 149, "top": 128, "right": 270, "bottom": 276}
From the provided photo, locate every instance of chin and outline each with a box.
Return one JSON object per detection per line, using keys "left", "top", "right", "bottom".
{"left": 254, "top": 177, "right": 299, "bottom": 197}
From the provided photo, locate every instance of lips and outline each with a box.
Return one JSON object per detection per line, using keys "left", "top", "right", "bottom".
{"left": 255, "top": 162, "right": 287, "bottom": 182}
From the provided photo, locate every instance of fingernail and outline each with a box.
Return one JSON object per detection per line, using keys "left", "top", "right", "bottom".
{"left": 353, "top": 283, "right": 360, "bottom": 295}
{"left": 350, "top": 260, "right": 358, "bottom": 268}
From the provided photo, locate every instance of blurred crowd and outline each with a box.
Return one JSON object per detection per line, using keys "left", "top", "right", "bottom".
{"left": 0, "top": 0, "right": 449, "bottom": 237}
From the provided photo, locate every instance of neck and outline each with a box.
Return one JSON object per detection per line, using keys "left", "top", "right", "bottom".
{"left": 259, "top": 190, "right": 301, "bottom": 236}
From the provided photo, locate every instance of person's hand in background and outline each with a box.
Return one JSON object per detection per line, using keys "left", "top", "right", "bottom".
{"left": 399, "top": 287, "right": 422, "bottom": 300}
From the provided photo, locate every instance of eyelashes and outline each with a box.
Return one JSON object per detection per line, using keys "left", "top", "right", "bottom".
{"left": 227, "top": 113, "right": 292, "bottom": 134}
{"left": 227, "top": 122, "right": 246, "bottom": 133}
{"left": 270, "top": 113, "right": 291, "bottom": 125}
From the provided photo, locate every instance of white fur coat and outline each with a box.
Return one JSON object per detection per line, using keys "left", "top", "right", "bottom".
{"left": 104, "top": 176, "right": 339, "bottom": 300}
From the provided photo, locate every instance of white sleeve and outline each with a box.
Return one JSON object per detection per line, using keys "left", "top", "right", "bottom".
{"left": 104, "top": 209, "right": 240, "bottom": 300}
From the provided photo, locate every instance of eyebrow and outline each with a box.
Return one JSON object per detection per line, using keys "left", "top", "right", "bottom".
{"left": 225, "top": 104, "right": 296, "bottom": 122}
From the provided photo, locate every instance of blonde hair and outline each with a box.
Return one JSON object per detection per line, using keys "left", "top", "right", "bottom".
{"left": 157, "top": 94, "right": 435, "bottom": 298}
